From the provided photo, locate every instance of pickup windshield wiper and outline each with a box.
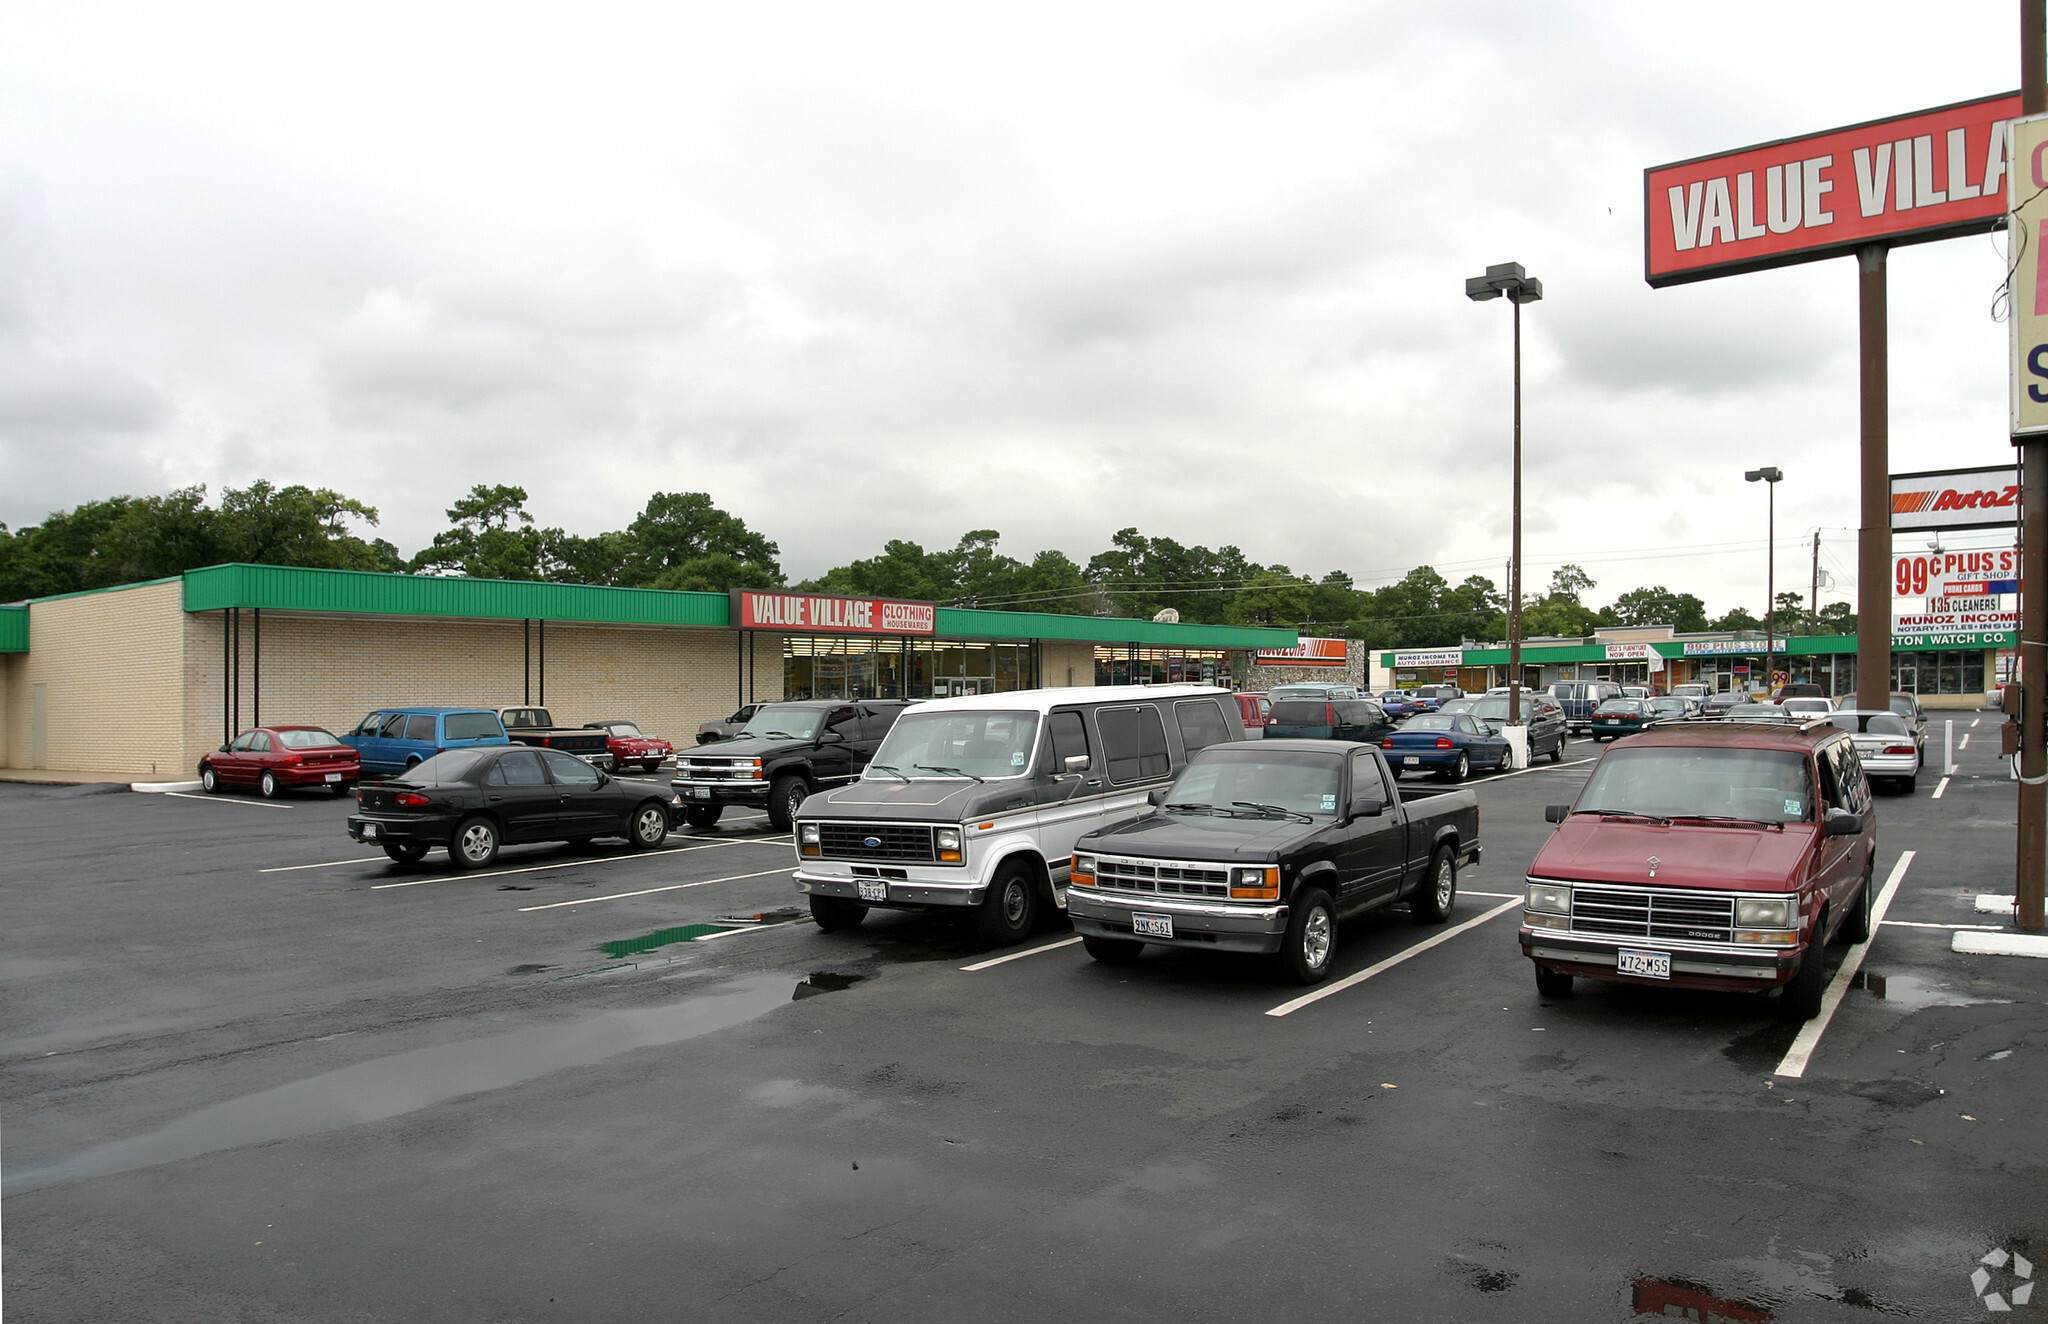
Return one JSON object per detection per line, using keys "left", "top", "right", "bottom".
{"left": 1233, "top": 801, "right": 1314, "bottom": 823}
{"left": 755, "top": 730, "right": 801, "bottom": 740}
{"left": 916, "top": 764, "right": 986, "bottom": 783}
{"left": 1571, "top": 808, "right": 1672, "bottom": 825}
{"left": 865, "top": 764, "right": 910, "bottom": 782}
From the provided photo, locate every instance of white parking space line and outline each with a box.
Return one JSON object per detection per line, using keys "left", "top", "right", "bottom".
{"left": 369, "top": 835, "right": 792, "bottom": 889}
{"left": 1475, "top": 757, "right": 1596, "bottom": 784}
{"left": 1774, "top": 849, "right": 1916, "bottom": 1079}
{"left": 959, "top": 936, "right": 1085, "bottom": 971}
{"left": 1882, "top": 919, "right": 2004, "bottom": 931}
{"left": 1463, "top": 891, "right": 1522, "bottom": 900}
{"left": 1264, "top": 898, "right": 1523, "bottom": 1018}
{"left": 161, "top": 792, "right": 295, "bottom": 810}
{"left": 260, "top": 857, "right": 386, "bottom": 873}
{"left": 1972, "top": 717, "right": 1981, "bottom": 728}
{"left": 1959, "top": 733, "right": 1971, "bottom": 750}
{"left": 516, "top": 868, "right": 791, "bottom": 911}
{"left": 1932, "top": 777, "right": 1950, "bottom": 799}
{"left": 692, "top": 920, "right": 805, "bottom": 942}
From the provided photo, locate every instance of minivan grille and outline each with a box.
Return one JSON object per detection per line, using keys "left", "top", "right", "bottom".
{"left": 817, "top": 823, "right": 935, "bottom": 862}
{"left": 1094, "top": 858, "right": 1231, "bottom": 899}
{"left": 1569, "top": 886, "right": 1737, "bottom": 944}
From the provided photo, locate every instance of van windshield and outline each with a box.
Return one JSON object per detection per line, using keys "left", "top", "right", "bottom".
{"left": 1575, "top": 747, "right": 1814, "bottom": 823}
{"left": 869, "top": 710, "right": 1040, "bottom": 780}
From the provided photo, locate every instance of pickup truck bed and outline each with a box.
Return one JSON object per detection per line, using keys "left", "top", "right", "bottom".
{"left": 496, "top": 708, "right": 615, "bottom": 770}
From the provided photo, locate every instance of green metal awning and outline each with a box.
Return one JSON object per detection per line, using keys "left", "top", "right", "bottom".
{"left": 0, "top": 604, "right": 25, "bottom": 653}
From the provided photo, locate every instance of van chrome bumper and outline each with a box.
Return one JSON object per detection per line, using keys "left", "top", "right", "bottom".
{"left": 795, "top": 869, "right": 982, "bottom": 909}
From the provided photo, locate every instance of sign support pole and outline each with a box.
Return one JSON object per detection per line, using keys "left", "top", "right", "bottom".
{"left": 1855, "top": 243, "right": 1892, "bottom": 720}
{"left": 2020, "top": 0, "right": 2046, "bottom": 933}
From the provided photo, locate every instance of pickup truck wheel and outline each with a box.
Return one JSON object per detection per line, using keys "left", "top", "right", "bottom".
{"left": 1275, "top": 888, "right": 1336, "bottom": 985}
{"left": 974, "top": 863, "right": 1040, "bottom": 946}
{"left": 1082, "top": 934, "right": 1144, "bottom": 964}
{"left": 1778, "top": 915, "right": 1829, "bottom": 1022}
{"left": 258, "top": 770, "right": 281, "bottom": 799}
{"left": 626, "top": 801, "right": 669, "bottom": 850}
{"left": 381, "top": 842, "right": 429, "bottom": 865}
{"left": 1534, "top": 965, "right": 1574, "bottom": 998}
{"left": 683, "top": 805, "right": 724, "bottom": 829}
{"left": 767, "top": 775, "right": 810, "bottom": 831}
{"left": 809, "top": 896, "right": 869, "bottom": 932}
{"left": 1839, "top": 863, "right": 1874, "bottom": 945}
{"left": 450, "top": 816, "right": 501, "bottom": 870}
{"left": 1411, "top": 849, "right": 1457, "bottom": 924}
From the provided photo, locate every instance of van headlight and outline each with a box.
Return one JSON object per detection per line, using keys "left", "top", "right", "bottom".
{"left": 934, "top": 827, "right": 963, "bottom": 864}
{"left": 1735, "top": 897, "right": 1794, "bottom": 928}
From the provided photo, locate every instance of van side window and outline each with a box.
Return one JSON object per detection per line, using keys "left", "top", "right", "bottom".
{"left": 1046, "top": 710, "right": 1091, "bottom": 774}
{"left": 404, "top": 714, "right": 438, "bottom": 742}
{"left": 1099, "top": 705, "right": 1170, "bottom": 782}
{"left": 380, "top": 713, "right": 410, "bottom": 738}
{"left": 1174, "top": 700, "right": 1233, "bottom": 754}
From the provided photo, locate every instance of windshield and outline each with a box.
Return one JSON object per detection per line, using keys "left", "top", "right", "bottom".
{"left": 1594, "top": 699, "right": 1643, "bottom": 714}
{"left": 1646, "top": 698, "right": 1689, "bottom": 715}
{"left": 277, "top": 728, "right": 344, "bottom": 749}
{"left": 1164, "top": 748, "right": 1343, "bottom": 817}
{"left": 1888, "top": 696, "right": 1917, "bottom": 718}
{"left": 1466, "top": 697, "right": 1532, "bottom": 722}
{"left": 738, "top": 706, "right": 824, "bottom": 740}
{"left": 1575, "top": 746, "right": 1815, "bottom": 823}
{"left": 604, "top": 722, "right": 643, "bottom": 737}
{"left": 868, "top": 709, "right": 1040, "bottom": 779}
{"left": 1828, "top": 712, "right": 1908, "bottom": 736}
{"left": 1404, "top": 714, "right": 1458, "bottom": 732}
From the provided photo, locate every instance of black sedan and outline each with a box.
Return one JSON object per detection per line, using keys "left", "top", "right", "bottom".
{"left": 347, "top": 746, "right": 674, "bottom": 868}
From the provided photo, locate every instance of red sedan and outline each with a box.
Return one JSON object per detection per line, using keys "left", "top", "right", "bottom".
{"left": 584, "top": 720, "right": 674, "bottom": 774}
{"left": 199, "top": 726, "right": 361, "bottom": 797}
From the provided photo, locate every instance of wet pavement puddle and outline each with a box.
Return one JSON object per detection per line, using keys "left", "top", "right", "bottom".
{"left": 4, "top": 971, "right": 793, "bottom": 1196}
{"left": 792, "top": 971, "right": 866, "bottom": 1000}
{"left": 1858, "top": 970, "right": 2014, "bottom": 1010}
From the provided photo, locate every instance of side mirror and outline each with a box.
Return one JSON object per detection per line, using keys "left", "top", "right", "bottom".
{"left": 1823, "top": 810, "right": 1863, "bottom": 837}
{"left": 818, "top": 730, "right": 846, "bottom": 744}
{"left": 1544, "top": 804, "right": 1570, "bottom": 823}
{"left": 1348, "top": 796, "right": 1385, "bottom": 819}
{"left": 1063, "top": 753, "right": 1091, "bottom": 773}
{"left": 219, "top": 744, "right": 231, "bottom": 753}
{"left": 1146, "top": 788, "right": 1168, "bottom": 806}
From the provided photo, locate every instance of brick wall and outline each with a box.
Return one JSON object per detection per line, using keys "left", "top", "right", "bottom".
{"left": 8, "top": 581, "right": 186, "bottom": 777}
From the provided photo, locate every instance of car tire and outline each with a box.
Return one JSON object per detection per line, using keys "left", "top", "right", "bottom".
{"left": 1411, "top": 848, "right": 1457, "bottom": 924}
{"left": 1899, "top": 771, "right": 1918, "bottom": 794}
{"left": 1275, "top": 888, "right": 1336, "bottom": 985}
{"left": 382, "top": 842, "right": 429, "bottom": 865}
{"left": 1443, "top": 752, "right": 1469, "bottom": 783}
{"left": 200, "top": 765, "right": 221, "bottom": 794}
{"left": 1535, "top": 965, "right": 1574, "bottom": 998}
{"left": 697, "top": 732, "right": 718, "bottom": 744}
{"left": 1548, "top": 740, "right": 1564, "bottom": 764}
{"left": 809, "top": 895, "right": 869, "bottom": 932}
{"left": 1840, "top": 863, "right": 1874, "bottom": 945}
{"left": 683, "top": 805, "right": 724, "bottom": 829}
{"left": 626, "top": 801, "right": 669, "bottom": 850}
{"left": 331, "top": 781, "right": 353, "bottom": 797}
{"left": 974, "top": 862, "right": 1041, "bottom": 946}
{"left": 766, "top": 775, "right": 810, "bottom": 831}
{"left": 1779, "top": 917, "right": 1829, "bottom": 1022}
{"left": 258, "top": 770, "right": 281, "bottom": 799}
{"left": 1081, "top": 934, "right": 1145, "bottom": 963}
{"left": 450, "top": 816, "right": 501, "bottom": 870}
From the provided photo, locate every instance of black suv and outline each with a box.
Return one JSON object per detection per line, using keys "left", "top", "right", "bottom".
{"left": 671, "top": 700, "right": 912, "bottom": 829}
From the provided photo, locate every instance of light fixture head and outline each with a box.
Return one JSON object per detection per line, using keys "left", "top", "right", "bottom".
{"left": 1744, "top": 467, "right": 1783, "bottom": 483}
{"left": 1465, "top": 275, "right": 1503, "bottom": 302}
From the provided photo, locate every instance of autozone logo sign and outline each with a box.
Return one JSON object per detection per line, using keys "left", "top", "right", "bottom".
{"left": 1260, "top": 637, "right": 1350, "bottom": 667}
{"left": 1890, "top": 466, "right": 2019, "bottom": 532}
{"left": 731, "top": 590, "right": 936, "bottom": 635}
{"left": 1645, "top": 92, "right": 2019, "bottom": 287}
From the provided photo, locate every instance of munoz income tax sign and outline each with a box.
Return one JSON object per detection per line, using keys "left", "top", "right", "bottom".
{"left": 1646, "top": 92, "right": 2020, "bottom": 287}
{"left": 730, "top": 590, "right": 937, "bottom": 636}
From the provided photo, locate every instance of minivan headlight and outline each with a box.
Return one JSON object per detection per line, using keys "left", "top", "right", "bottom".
{"left": 1735, "top": 897, "right": 1794, "bottom": 928}
{"left": 1527, "top": 883, "right": 1572, "bottom": 915}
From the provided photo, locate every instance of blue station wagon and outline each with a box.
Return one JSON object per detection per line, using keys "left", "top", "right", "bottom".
{"left": 342, "top": 708, "right": 511, "bottom": 775}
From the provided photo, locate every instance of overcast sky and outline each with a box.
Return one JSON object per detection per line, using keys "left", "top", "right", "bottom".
{"left": 0, "top": 2, "right": 2031, "bottom": 615}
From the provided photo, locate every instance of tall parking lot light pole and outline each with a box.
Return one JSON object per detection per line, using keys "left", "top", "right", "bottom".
{"left": 1467, "top": 263, "right": 1542, "bottom": 763}
{"left": 1746, "top": 467, "right": 1783, "bottom": 695}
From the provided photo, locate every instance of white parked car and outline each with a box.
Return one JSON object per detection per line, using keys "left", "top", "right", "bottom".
{"left": 1826, "top": 710, "right": 1922, "bottom": 793}
{"left": 1780, "top": 697, "right": 1835, "bottom": 719}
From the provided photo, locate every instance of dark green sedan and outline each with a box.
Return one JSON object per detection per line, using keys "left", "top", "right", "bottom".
{"left": 1588, "top": 697, "right": 1654, "bottom": 741}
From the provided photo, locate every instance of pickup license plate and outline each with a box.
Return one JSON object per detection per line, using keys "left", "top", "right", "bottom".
{"left": 1404, "top": 756, "right": 1420, "bottom": 766}
{"left": 1132, "top": 912, "right": 1173, "bottom": 939}
{"left": 857, "top": 880, "right": 888, "bottom": 902}
{"left": 360, "top": 822, "right": 380, "bottom": 839}
{"left": 1617, "top": 948, "right": 1671, "bottom": 979}
{"left": 692, "top": 787, "right": 710, "bottom": 799}
{"left": 324, "top": 772, "right": 342, "bottom": 782}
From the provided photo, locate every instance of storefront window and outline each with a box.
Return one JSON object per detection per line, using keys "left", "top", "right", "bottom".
{"left": 782, "top": 637, "right": 1037, "bottom": 700}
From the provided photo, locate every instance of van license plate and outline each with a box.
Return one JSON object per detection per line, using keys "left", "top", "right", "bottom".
{"left": 1132, "top": 913, "right": 1173, "bottom": 938}
{"left": 857, "top": 881, "right": 887, "bottom": 902}
{"left": 1617, "top": 948, "right": 1671, "bottom": 979}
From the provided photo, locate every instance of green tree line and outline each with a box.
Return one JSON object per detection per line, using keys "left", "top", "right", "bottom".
{"left": 0, "top": 482, "right": 1852, "bottom": 647}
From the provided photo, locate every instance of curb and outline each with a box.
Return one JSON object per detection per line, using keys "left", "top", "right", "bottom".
{"left": 132, "top": 781, "right": 205, "bottom": 794}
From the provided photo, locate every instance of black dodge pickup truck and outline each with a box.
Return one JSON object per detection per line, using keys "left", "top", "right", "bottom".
{"left": 1068, "top": 739, "right": 1482, "bottom": 983}
{"left": 672, "top": 699, "right": 912, "bottom": 829}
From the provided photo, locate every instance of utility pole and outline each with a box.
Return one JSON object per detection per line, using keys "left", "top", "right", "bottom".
{"left": 2019, "top": 0, "right": 2047, "bottom": 932}
{"left": 1810, "top": 529, "right": 1821, "bottom": 618}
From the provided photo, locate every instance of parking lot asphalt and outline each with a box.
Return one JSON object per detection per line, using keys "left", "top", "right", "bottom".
{"left": 3, "top": 724, "right": 2044, "bottom": 1322}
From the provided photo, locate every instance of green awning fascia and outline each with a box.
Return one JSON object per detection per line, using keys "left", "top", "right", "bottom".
{"left": 1386, "top": 633, "right": 2013, "bottom": 668}
{"left": 0, "top": 604, "right": 26, "bottom": 652}
{"left": 177, "top": 564, "right": 1299, "bottom": 650}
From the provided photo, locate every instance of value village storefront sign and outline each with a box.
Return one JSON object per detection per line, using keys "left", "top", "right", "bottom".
{"left": 729, "top": 589, "right": 937, "bottom": 636}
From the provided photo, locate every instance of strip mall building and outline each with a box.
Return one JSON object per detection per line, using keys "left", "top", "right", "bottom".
{"left": 1375, "top": 619, "right": 2012, "bottom": 709}
{"left": 0, "top": 564, "right": 1295, "bottom": 781}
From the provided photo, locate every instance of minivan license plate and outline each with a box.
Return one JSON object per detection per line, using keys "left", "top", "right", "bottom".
{"left": 1617, "top": 948, "right": 1671, "bottom": 979}
{"left": 1132, "top": 913, "right": 1173, "bottom": 939}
